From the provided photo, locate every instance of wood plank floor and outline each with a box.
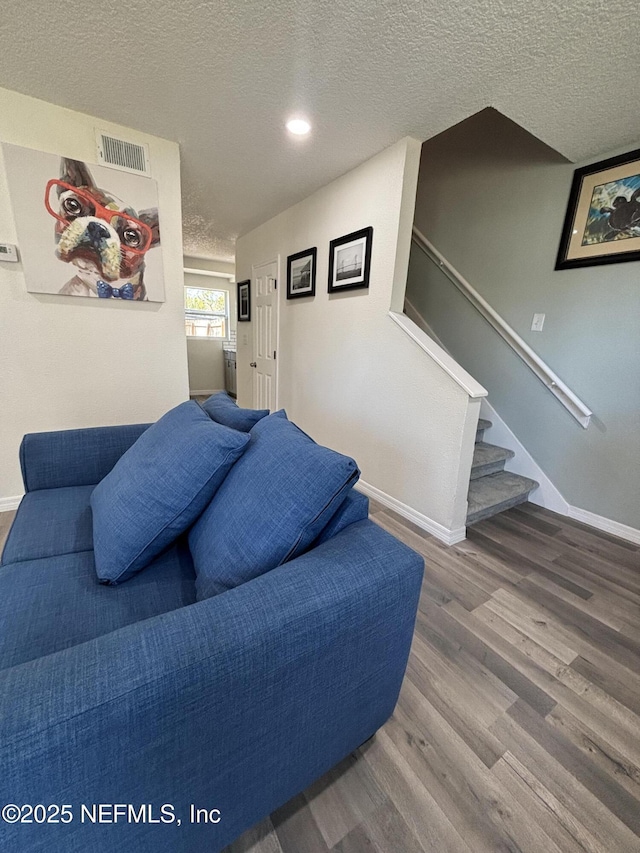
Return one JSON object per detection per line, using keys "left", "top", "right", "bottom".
{"left": 223, "top": 502, "right": 640, "bottom": 853}
{"left": 2, "top": 502, "right": 639, "bottom": 851}
{"left": 0, "top": 511, "right": 14, "bottom": 551}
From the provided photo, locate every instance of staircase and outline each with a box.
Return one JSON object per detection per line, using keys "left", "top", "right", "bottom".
{"left": 467, "top": 418, "right": 538, "bottom": 525}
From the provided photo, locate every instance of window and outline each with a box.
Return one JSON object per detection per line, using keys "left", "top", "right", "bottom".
{"left": 184, "top": 287, "right": 228, "bottom": 338}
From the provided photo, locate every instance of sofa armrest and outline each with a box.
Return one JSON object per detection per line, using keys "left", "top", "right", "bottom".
{"left": 0, "top": 519, "right": 423, "bottom": 853}
{"left": 19, "top": 423, "right": 151, "bottom": 491}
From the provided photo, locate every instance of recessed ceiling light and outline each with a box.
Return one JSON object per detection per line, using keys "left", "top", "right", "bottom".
{"left": 286, "top": 118, "right": 311, "bottom": 136}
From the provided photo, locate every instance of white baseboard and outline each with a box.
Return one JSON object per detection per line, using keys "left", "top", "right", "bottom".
{"left": 477, "top": 401, "right": 640, "bottom": 543}
{"left": 479, "top": 398, "right": 570, "bottom": 515}
{"left": 479, "top": 404, "right": 640, "bottom": 544}
{"left": 0, "top": 495, "right": 22, "bottom": 512}
{"left": 403, "top": 302, "right": 640, "bottom": 544}
{"left": 567, "top": 506, "right": 640, "bottom": 546}
{"left": 189, "top": 388, "right": 224, "bottom": 397}
{"left": 405, "top": 302, "right": 568, "bottom": 515}
{"left": 357, "top": 480, "right": 466, "bottom": 545}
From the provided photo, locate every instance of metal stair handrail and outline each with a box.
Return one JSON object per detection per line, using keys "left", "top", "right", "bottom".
{"left": 411, "top": 226, "right": 592, "bottom": 428}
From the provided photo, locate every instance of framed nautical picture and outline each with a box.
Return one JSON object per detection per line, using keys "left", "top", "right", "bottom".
{"left": 286, "top": 247, "right": 316, "bottom": 299}
{"left": 328, "top": 226, "right": 373, "bottom": 292}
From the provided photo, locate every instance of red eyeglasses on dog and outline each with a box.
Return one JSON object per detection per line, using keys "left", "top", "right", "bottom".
{"left": 44, "top": 179, "right": 153, "bottom": 255}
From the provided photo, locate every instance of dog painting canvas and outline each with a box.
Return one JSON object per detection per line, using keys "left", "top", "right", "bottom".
{"left": 2, "top": 143, "right": 165, "bottom": 302}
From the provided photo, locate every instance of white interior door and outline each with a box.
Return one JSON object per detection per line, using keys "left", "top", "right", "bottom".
{"left": 251, "top": 260, "right": 279, "bottom": 411}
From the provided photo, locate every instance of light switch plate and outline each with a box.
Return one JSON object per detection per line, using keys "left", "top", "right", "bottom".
{"left": 0, "top": 243, "right": 19, "bottom": 262}
{"left": 531, "top": 313, "right": 545, "bottom": 332}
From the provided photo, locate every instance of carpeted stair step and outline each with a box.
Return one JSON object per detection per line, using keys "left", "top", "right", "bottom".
{"left": 470, "top": 442, "right": 515, "bottom": 480}
{"left": 476, "top": 418, "right": 492, "bottom": 443}
{"left": 467, "top": 471, "right": 538, "bottom": 525}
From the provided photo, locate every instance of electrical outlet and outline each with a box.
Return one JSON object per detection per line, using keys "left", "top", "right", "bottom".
{"left": 531, "top": 313, "right": 545, "bottom": 332}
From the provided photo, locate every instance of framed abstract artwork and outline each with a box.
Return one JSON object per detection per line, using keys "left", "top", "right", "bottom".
{"left": 556, "top": 148, "right": 640, "bottom": 269}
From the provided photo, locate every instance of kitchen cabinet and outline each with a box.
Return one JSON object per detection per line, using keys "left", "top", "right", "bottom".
{"left": 223, "top": 349, "right": 237, "bottom": 398}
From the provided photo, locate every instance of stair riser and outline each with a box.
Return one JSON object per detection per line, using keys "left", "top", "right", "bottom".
{"left": 470, "top": 459, "right": 508, "bottom": 480}
{"left": 468, "top": 418, "right": 537, "bottom": 526}
{"left": 475, "top": 419, "right": 492, "bottom": 443}
{"left": 467, "top": 490, "right": 533, "bottom": 526}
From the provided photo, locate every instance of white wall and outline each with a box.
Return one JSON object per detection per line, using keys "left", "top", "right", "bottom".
{"left": 236, "top": 138, "right": 480, "bottom": 540}
{"left": 184, "top": 258, "right": 236, "bottom": 395}
{"left": 186, "top": 336, "right": 225, "bottom": 395}
{"left": 0, "top": 86, "right": 188, "bottom": 505}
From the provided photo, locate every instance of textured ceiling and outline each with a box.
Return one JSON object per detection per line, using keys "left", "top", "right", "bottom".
{"left": 1, "top": 0, "right": 639, "bottom": 260}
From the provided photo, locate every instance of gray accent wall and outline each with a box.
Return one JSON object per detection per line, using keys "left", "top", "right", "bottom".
{"left": 407, "top": 109, "right": 640, "bottom": 529}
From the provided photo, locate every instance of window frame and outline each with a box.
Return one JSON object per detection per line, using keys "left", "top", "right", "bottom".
{"left": 184, "top": 285, "right": 230, "bottom": 341}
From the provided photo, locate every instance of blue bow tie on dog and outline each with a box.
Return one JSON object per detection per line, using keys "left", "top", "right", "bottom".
{"left": 97, "top": 280, "right": 135, "bottom": 300}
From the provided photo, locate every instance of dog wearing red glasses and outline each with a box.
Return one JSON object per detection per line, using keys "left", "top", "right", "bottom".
{"left": 48, "top": 158, "right": 160, "bottom": 300}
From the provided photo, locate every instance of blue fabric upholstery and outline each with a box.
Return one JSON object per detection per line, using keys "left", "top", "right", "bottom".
{"left": 0, "top": 542, "right": 196, "bottom": 671}
{"left": 1, "top": 414, "right": 424, "bottom": 852}
{"left": 312, "top": 488, "right": 370, "bottom": 547}
{"left": 1, "top": 485, "right": 94, "bottom": 565}
{"left": 20, "top": 423, "right": 151, "bottom": 491}
{"left": 91, "top": 401, "right": 249, "bottom": 585}
{"left": 200, "top": 391, "right": 269, "bottom": 432}
{"left": 189, "top": 410, "right": 359, "bottom": 599}
{"left": 0, "top": 520, "right": 423, "bottom": 853}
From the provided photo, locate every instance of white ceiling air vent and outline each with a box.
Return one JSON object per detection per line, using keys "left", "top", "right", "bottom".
{"left": 96, "top": 131, "right": 150, "bottom": 176}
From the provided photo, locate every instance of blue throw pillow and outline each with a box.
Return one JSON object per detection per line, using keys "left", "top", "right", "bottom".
{"left": 91, "top": 401, "right": 249, "bottom": 585}
{"left": 201, "top": 391, "right": 269, "bottom": 432}
{"left": 189, "top": 411, "right": 360, "bottom": 599}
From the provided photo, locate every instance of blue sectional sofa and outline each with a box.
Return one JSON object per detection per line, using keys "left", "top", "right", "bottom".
{"left": 0, "top": 418, "right": 423, "bottom": 853}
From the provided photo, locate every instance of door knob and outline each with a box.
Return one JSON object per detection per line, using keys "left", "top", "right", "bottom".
{"left": 250, "top": 361, "right": 257, "bottom": 368}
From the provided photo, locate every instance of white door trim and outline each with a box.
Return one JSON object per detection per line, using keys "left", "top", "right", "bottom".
{"left": 251, "top": 257, "right": 280, "bottom": 411}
